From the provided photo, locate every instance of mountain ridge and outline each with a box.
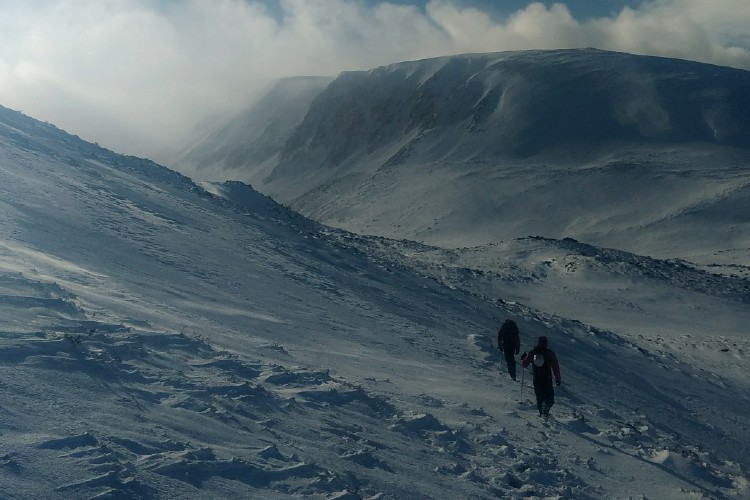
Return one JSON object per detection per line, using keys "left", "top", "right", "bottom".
{"left": 176, "top": 49, "right": 750, "bottom": 267}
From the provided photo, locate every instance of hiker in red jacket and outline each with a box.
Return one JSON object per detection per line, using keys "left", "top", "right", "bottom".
{"left": 521, "top": 336, "right": 561, "bottom": 417}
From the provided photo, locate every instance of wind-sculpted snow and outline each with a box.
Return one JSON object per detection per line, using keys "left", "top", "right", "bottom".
{"left": 1, "top": 314, "right": 640, "bottom": 498}
{"left": 1, "top": 104, "right": 749, "bottom": 498}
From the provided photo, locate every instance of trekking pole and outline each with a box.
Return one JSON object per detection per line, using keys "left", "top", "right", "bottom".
{"left": 520, "top": 365, "right": 525, "bottom": 399}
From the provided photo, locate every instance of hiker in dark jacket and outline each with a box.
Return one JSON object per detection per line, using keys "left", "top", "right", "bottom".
{"left": 497, "top": 319, "right": 521, "bottom": 380}
{"left": 521, "top": 336, "right": 561, "bottom": 417}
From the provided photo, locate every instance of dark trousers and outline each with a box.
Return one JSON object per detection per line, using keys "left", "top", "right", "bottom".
{"left": 533, "top": 378, "right": 555, "bottom": 415}
{"left": 504, "top": 350, "right": 517, "bottom": 380}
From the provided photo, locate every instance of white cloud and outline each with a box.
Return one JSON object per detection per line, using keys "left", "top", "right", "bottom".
{"left": 0, "top": 0, "right": 747, "bottom": 162}
{"left": 425, "top": 0, "right": 750, "bottom": 66}
{"left": 426, "top": 2, "right": 585, "bottom": 51}
{"left": 588, "top": 0, "right": 750, "bottom": 68}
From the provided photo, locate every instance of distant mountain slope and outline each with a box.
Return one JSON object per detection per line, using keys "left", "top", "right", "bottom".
{"left": 177, "top": 49, "right": 750, "bottom": 267}
{"left": 277, "top": 48, "right": 749, "bottom": 171}
{"left": 177, "top": 76, "right": 333, "bottom": 181}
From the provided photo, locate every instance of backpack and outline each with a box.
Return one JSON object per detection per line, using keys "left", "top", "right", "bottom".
{"left": 533, "top": 353, "right": 546, "bottom": 367}
{"left": 531, "top": 348, "right": 552, "bottom": 379}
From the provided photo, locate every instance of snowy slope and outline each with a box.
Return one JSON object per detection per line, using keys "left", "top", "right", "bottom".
{"left": 2, "top": 105, "right": 749, "bottom": 499}
{"left": 177, "top": 76, "right": 333, "bottom": 182}
{"left": 177, "top": 49, "right": 750, "bottom": 268}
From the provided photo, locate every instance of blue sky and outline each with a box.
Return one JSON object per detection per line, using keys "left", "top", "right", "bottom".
{"left": 0, "top": 0, "right": 748, "bottom": 160}
{"left": 379, "top": 0, "right": 644, "bottom": 19}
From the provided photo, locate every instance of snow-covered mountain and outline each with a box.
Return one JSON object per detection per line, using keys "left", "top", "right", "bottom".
{"left": 178, "top": 76, "right": 333, "bottom": 182}
{"left": 2, "top": 89, "right": 750, "bottom": 499}
{"left": 178, "top": 48, "right": 750, "bottom": 268}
